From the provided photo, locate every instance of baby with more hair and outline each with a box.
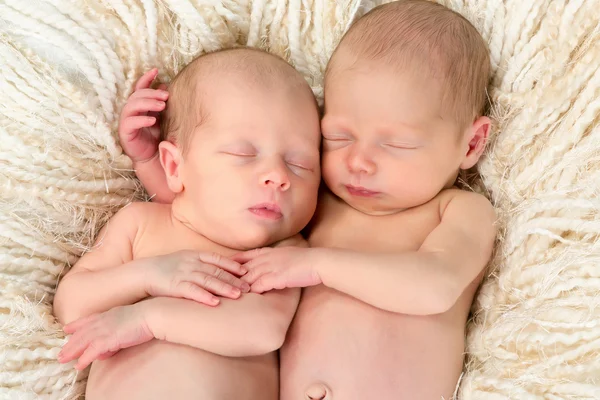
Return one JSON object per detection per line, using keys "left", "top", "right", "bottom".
{"left": 275, "top": 3, "right": 495, "bottom": 399}
{"left": 57, "top": 1, "right": 496, "bottom": 399}
{"left": 54, "top": 48, "right": 321, "bottom": 400}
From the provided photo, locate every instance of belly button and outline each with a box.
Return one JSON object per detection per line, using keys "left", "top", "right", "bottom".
{"left": 305, "top": 382, "right": 331, "bottom": 400}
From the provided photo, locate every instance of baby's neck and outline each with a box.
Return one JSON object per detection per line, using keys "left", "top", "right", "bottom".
{"left": 168, "top": 199, "right": 205, "bottom": 237}
{"left": 168, "top": 196, "right": 283, "bottom": 251}
{"left": 320, "top": 189, "right": 407, "bottom": 217}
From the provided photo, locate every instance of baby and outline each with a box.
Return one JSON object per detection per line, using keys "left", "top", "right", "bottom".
{"left": 272, "top": 3, "right": 495, "bottom": 399}
{"left": 59, "top": 1, "right": 496, "bottom": 399}
{"left": 53, "top": 48, "right": 322, "bottom": 400}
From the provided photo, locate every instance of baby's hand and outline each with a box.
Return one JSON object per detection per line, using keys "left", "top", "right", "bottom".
{"left": 234, "top": 247, "right": 322, "bottom": 293}
{"left": 144, "top": 250, "right": 250, "bottom": 306}
{"left": 118, "top": 68, "right": 168, "bottom": 163}
{"left": 58, "top": 303, "right": 150, "bottom": 370}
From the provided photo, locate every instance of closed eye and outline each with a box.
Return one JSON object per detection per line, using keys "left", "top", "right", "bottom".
{"left": 287, "top": 162, "right": 311, "bottom": 171}
{"left": 289, "top": 163, "right": 311, "bottom": 171}
{"left": 224, "top": 152, "right": 256, "bottom": 157}
{"left": 384, "top": 143, "right": 419, "bottom": 150}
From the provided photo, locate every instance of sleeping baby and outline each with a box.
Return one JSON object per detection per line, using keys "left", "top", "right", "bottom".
{"left": 263, "top": 3, "right": 497, "bottom": 399}
{"left": 58, "top": 1, "right": 497, "bottom": 399}
{"left": 53, "top": 48, "right": 321, "bottom": 400}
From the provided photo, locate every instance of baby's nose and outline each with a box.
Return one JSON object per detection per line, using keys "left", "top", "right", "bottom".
{"left": 264, "top": 178, "right": 290, "bottom": 190}
{"left": 348, "top": 149, "right": 376, "bottom": 175}
{"left": 261, "top": 165, "right": 290, "bottom": 190}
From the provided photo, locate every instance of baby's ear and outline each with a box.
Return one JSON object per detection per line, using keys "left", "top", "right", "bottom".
{"left": 159, "top": 141, "right": 184, "bottom": 193}
{"left": 460, "top": 116, "right": 491, "bottom": 170}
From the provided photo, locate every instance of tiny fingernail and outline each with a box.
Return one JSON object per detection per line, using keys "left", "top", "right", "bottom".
{"left": 232, "top": 288, "right": 241, "bottom": 296}
{"left": 211, "top": 297, "right": 220, "bottom": 305}
{"left": 240, "top": 267, "right": 248, "bottom": 274}
{"left": 242, "top": 283, "right": 250, "bottom": 292}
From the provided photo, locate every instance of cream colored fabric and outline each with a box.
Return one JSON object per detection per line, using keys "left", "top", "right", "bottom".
{"left": 1, "top": 0, "right": 599, "bottom": 398}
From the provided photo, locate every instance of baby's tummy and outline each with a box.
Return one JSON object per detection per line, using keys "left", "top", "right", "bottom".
{"left": 280, "top": 286, "right": 465, "bottom": 400}
{"left": 87, "top": 339, "right": 278, "bottom": 400}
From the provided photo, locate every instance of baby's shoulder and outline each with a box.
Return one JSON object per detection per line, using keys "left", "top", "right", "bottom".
{"left": 434, "top": 189, "right": 496, "bottom": 244}
{"left": 115, "top": 201, "right": 169, "bottom": 221}
{"left": 106, "top": 201, "right": 169, "bottom": 240}
{"left": 115, "top": 201, "right": 180, "bottom": 257}
{"left": 436, "top": 188, "right": 494, "bottom": 217}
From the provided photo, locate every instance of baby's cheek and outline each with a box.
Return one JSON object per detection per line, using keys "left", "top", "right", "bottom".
{"left": 320, "top": 154, "right": 341, "bottom": 182}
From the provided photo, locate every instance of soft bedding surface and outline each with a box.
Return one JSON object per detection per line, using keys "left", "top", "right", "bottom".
{"left": 1, "top": 1, "right": 599, "bottom": 398}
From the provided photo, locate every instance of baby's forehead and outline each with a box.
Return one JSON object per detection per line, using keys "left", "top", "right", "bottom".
{"left": 324, "top": 1, "right": 490, "bottom": 128}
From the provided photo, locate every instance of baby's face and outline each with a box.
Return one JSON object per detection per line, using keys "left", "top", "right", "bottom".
{"left": 178, "top": 78, "right": 321, "bottom": 249}
{"left": 321, "top": 63, "right": 470, "bottom": 215}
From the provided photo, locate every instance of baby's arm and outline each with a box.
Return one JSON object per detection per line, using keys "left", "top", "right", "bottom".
{"left": 315, "top": 191, "right": 496, "bottom": 315}
{"left": 59, "top": 288, "right": 300, "bottom": 369}
{"left": 53, "top": 203, "right": 146, "bottom": 325}
{"left": 119, "top": 69, "right": 174, "bottom": 203}
{"left": 240, "top": 192, "right": 495, "bottom": 315}
{"left": 145, "top": 288, "right": 300, "bottom": 356}
{"left": 54, "top": 203, "right": 247, "bottom": 325}
{"left": 140, "top": 234, "right": 305, "bottom": 355}
{"left": 59, "top": 237, "right": 305, "bottom": 368}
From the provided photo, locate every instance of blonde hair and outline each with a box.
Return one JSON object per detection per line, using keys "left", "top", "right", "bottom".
{"left": 160, "top": 47, "right": 312, "bottom": 153}
{"left": 327, "top": 0, "right": 490, "bottom": 129}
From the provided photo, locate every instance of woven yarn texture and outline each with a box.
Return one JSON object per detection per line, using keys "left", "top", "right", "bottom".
{"left": 1, "top": 0, "right": 599, "bottom": 398}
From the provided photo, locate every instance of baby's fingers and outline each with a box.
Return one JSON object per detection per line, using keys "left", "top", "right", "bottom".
{"left": 75, "top": 339, "right": 113, "bottom": 370}
{"left": 197, "top": 252, "right": 247, "bottom": 276}
{"left": 119, "top": 116, "right": 156, "bottom": 137}
{"left": 251, "top": 273, "right": 283, "bottom": 293}
{"left": 241, "top": 263, "right": 269, "bottom": 285}
{"left": 134, "top": 68, "right": 158, "bottom": 91}
{"left": 231, "top": 247, "right": 272, "bottom": 264}
{"left": 122, "top": 98, "right": 166, "bottom": 119}
{"left": 191, "top": 272, "right": 245, "bottom": 299}
{"left": 210, "top": 268, "right": 250, "bottom": 293}
{"left": 63, "top": 314, "right": 98, "bottom": 334}
{"left": 175, "top": 282, "right": 220, "bottom": 306}
{"left": 129, "top": 88, "right": 169, "bottom": 101}
{"left": 58, "top": 329, "right": 94, "bottom": 363}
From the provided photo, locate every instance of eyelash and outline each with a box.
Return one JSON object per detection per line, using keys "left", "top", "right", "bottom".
{"left": 227, "top": 152, "right": 311, "bottom": 170}
{"left": 384, "top": 144, "right": 418, "bottom": 150}
{"left": 288, "top": 162, "right": 310, "bottom": 171}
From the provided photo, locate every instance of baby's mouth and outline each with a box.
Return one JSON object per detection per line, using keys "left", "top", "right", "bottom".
{"left": 248, "top": 203, "right": 283, "bottom": 220}
{"left": 345, "top": 185, "right": 380, "bottom": 197}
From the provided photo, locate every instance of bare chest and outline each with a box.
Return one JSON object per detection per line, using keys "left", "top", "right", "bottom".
{"left": 132, "top": 213, "right": 236, "bottom": 260}
{"left": 307, "top": 193, "right": 441, "bottom": 252}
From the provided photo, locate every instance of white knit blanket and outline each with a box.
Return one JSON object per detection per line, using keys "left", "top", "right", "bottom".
{"left": 1, "top": 1, "right": 599, "bottom": 399}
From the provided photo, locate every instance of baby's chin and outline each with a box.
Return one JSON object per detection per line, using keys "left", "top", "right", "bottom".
{"left": 335, "top": 189, "right": 423, "bottom": 216}
{"left": 220, "top": 226, "right": 300, "bottom": 251}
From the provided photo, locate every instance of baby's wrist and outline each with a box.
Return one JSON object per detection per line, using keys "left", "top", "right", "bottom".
{"left": 138, "top": 258, "right": 158, "bottom": 298}
{"left": 136, "top": 298, "right": 162, "bottom": 340}
{"left": 310, "top": 248, "right": 333, "bottom": 284}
